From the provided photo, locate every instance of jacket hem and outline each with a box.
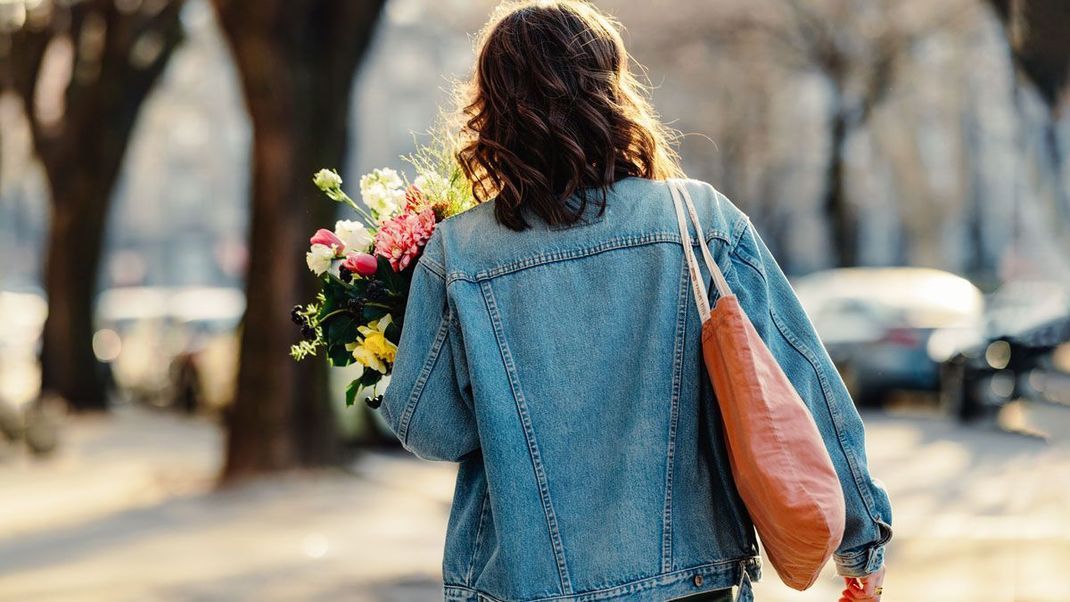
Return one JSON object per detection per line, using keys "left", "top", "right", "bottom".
{"left": 443, "top": 556, "right": 761, "bottom": 602}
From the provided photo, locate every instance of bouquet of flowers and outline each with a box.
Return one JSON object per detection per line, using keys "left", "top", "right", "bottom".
{"left": 289, "top": 136, "right": 476, "bottom": 407}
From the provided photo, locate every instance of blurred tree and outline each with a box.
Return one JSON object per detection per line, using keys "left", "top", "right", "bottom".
{"left": 988, "top": 0, "right": 1070, "bottom": 108}
{"left": 210, "top": 0, "right": 387, "bottom": 481}
{"left": 1, "top": 0, "right": 184, "bottom": 411}
{"left": 988, "top": 0, "right": 1070, "bottom": 224}
{"left": 723, "top": 0, "right": 971, "bottom": 266}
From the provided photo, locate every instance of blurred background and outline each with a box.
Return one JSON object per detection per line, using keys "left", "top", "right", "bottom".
{"left": 1, "top": 0, "right": 1069, "bottom": 600}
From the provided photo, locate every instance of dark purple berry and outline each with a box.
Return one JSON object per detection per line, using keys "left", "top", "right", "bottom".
{"left": 290, "top": 306, "right": 305, "bottom": 325}
{"left": 301, "top": 325, "right": 316, "bottom": 340}
{"left": 347, "top": 297, "right": 364, "bottom": 314}
{"left": 366, "top": 280, "right": 386, "bottom": 300}
{"left": 364, "top": 395, "right": 383, "bottom": 409}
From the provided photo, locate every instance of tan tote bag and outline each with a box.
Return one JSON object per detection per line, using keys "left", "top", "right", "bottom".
{"left": 668, "top": 180, "right": 846, "bottom": 591}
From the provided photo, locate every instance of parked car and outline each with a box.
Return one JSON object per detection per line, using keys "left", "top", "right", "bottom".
{"left": 938, "top": 281, "right": 1070, "bottom": 422}
{"left": 793, "top": 268, "right": 985, "bottom": 405}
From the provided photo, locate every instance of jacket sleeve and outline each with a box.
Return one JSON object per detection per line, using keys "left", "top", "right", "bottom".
{"left": 380, "top": 249, "right": 479, "bottom": 462}
{"left": 725, "top": 217, "right": 893, "bottom": 577}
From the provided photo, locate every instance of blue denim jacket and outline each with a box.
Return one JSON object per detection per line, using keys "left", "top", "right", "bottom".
{"left": 380, "top": 177, "right": 893, "bottom": 602}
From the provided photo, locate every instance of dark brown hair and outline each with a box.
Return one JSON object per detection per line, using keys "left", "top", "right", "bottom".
{"left": 456, "top": 0, "right": 683, "bottom": 231}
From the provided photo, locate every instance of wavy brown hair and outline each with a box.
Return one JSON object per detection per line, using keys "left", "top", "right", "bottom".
{"left": 456, "top": 0, "right": 683, "bottom": 231}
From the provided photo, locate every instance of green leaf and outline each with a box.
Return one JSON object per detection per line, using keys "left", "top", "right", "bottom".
{"left": 320, "top": 276, "right": 352, "bottom": 314}
{"left": 362, "top": 303, "right": 389, "bottom": 323}
{"left": 384, "top": 320, "right": 401, "bottom": 345}
{"left": 376, "top": 256, "right": 397, "bottom": 285}
{"left": 377, "top": 256, "right": 416, "bottom": 298}
{"left": 327, "top": 342, "right": 354, "bottom": 367}
{"left": 322, "top": 313, "right": 358, "bottom": 367}
{"left": 359, "top": 369, "right": 383, "bottom": 389}
{"left": 325, "top": 314, "right": 357, "bottom": 343}
{"left": 345, "top": 379, "right": 361, "bottom": 407}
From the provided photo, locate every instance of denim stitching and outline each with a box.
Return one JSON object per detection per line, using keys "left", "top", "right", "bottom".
{"left": 728, "top": 213, "right": 750, "bottom": 253}
{"left": 380, "top": 386, "right": 396, "bottom": 430}
{"left": 446, "top": 310, "right": 477, "bottom": 412}
{"left": 441, "top": 232, "right": 733, "bottom": 285}
{"left": 727, "top": 232, "right": 762, "bottom": 277}
{"left": 770, "top": 307, "right": 877, "bottom": 515}
{"left": 395, "top": 312, "right": 451, "bottom": 445}
{"left": 835, "top": 520, "right": 892, "bottom": 569}
{"left": 419, "top": 255, "right": 447, "bottom": 280}
{"left": 661, "top": 257, "right": 690, "bottom": 572}
{"left": 480, "top": 281, "right": 573, "bottom": 594}
{"left": 465, "top": 486, "right": 491, "bottom": 586}
{"left": 767, "top": 307, "right": 880, "bottom": 532}
{"left": 444, "top": 556, "right": 760, "bottom": 602}
{"left": 546, "top": 206, "right": 608, "bottom": 230}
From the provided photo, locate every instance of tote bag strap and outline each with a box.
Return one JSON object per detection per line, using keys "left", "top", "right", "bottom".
{"left": 668, "top": 180, "right": 733, "bottom": 323}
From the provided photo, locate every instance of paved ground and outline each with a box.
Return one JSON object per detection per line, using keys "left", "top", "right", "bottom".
{"left": 0, "top": 400, "right": 1068, "bottom": 602}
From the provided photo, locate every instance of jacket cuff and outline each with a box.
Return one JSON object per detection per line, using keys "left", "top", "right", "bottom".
{"left": 834, "top": 543, "right": 885, "bottom": 577}
{"left": 835, "top": 520, "right": 893, "bottom": 577}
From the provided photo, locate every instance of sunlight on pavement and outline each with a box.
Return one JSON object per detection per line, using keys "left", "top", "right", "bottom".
{"left": 1, "top": 405, "right": 1068, "bottom": 601}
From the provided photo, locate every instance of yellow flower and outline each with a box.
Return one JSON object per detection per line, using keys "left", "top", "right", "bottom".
{"left": 350, "top": 345, "right": 387, "bottom": 374}
{"left": 362, "top": 332, "right": 397, "bottom": 363}
{"left": 347, "top": 315, "right": 398, "bottom": 374}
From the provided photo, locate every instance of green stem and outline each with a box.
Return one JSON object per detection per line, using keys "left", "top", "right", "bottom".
{"left": 318, "top": 302, "right": 391, "bottom": 325}
{"left": 334, "top": 190, "right": 378, "bottom": 226}
{"left": 318, "top": 309, "right": 350, "bottom": 323}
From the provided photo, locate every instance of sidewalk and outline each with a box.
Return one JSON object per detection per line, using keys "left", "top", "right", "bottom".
{"left": 0, "top": 403, "right": 1068, "bottom": 601}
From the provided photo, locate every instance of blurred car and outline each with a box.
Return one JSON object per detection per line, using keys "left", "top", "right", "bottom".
{"left": 793, "top": 268, "right": 985, "bottom": 406}
{"left": 95, "top": 286, "right": 244, "bottom": 409}
{"left": 938, "top": 281, "right": 1070, "bottom": 422}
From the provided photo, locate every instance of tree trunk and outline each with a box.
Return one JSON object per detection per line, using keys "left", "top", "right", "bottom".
{"left": 38, "top": 172, "right": 112, "bottom": 410}
{"left": 5, "top": 1, "right": 185, "bottom": 412}
{"left": 823, "top": 109, "right": 857, "bottom": 267}
{"left": 212, "top": 0, "right": 387, "bottom": 481}
{"left": 988, "top": 0, "right": 1070, "bottom": 250}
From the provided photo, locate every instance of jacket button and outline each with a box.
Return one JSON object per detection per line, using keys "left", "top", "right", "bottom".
{"left": 693, "top": 574, "right": 704, "bottom": 587}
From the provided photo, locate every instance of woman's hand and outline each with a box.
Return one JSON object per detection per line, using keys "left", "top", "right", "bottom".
{"left": 839, "top": 565, "right": 885, "bottom": 602}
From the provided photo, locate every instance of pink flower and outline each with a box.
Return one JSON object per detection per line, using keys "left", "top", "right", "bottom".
{"left": 374, "top": 209, "right": 437, "bottom": 271}
{"left": 342, "top": 252, "right": 378, "bottom": 277}
{"left": 404, "top": 185, "right": 425, "bottom": 212}
{"left": 309, "top": 228, "right": 345, "bottom": 254}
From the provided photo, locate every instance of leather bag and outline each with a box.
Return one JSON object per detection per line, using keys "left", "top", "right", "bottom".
{"left": 668, "top": 179, "right": 846, "bottom": 591}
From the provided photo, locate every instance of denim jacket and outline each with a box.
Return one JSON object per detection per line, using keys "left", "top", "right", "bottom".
{"left": 380, "top": 177, "right": 893, "bottom": 602}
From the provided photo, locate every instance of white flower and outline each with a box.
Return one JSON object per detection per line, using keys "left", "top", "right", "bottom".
{"left": 313, "top": 168, "right": 343, "bottom": 192}
{"left": 364, "top": 167, "right": 404, "bottom": 190}
{"left": 368, "top": 187, "right": 407, "bottom": 220}
{"left": 305, "top": 243, "right": 335, "bottom": 276}
{"left": 334, "top": 219, "right": 372, "bottom": 251}
{"left": 412, "top": 172, "right": 451, "bottom": 208}
{"left": 359, "top": 168, "right": 406, "bottom": 219}
{"left": 414, "top": 172, "right": 449, "bottom": 196}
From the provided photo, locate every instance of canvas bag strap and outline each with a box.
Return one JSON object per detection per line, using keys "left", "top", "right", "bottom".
{"left": 669, "top": 180, "right": 712, "bottom": 322}
{"left": 668, "top": 180, "right": 733, "bottom": 323}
